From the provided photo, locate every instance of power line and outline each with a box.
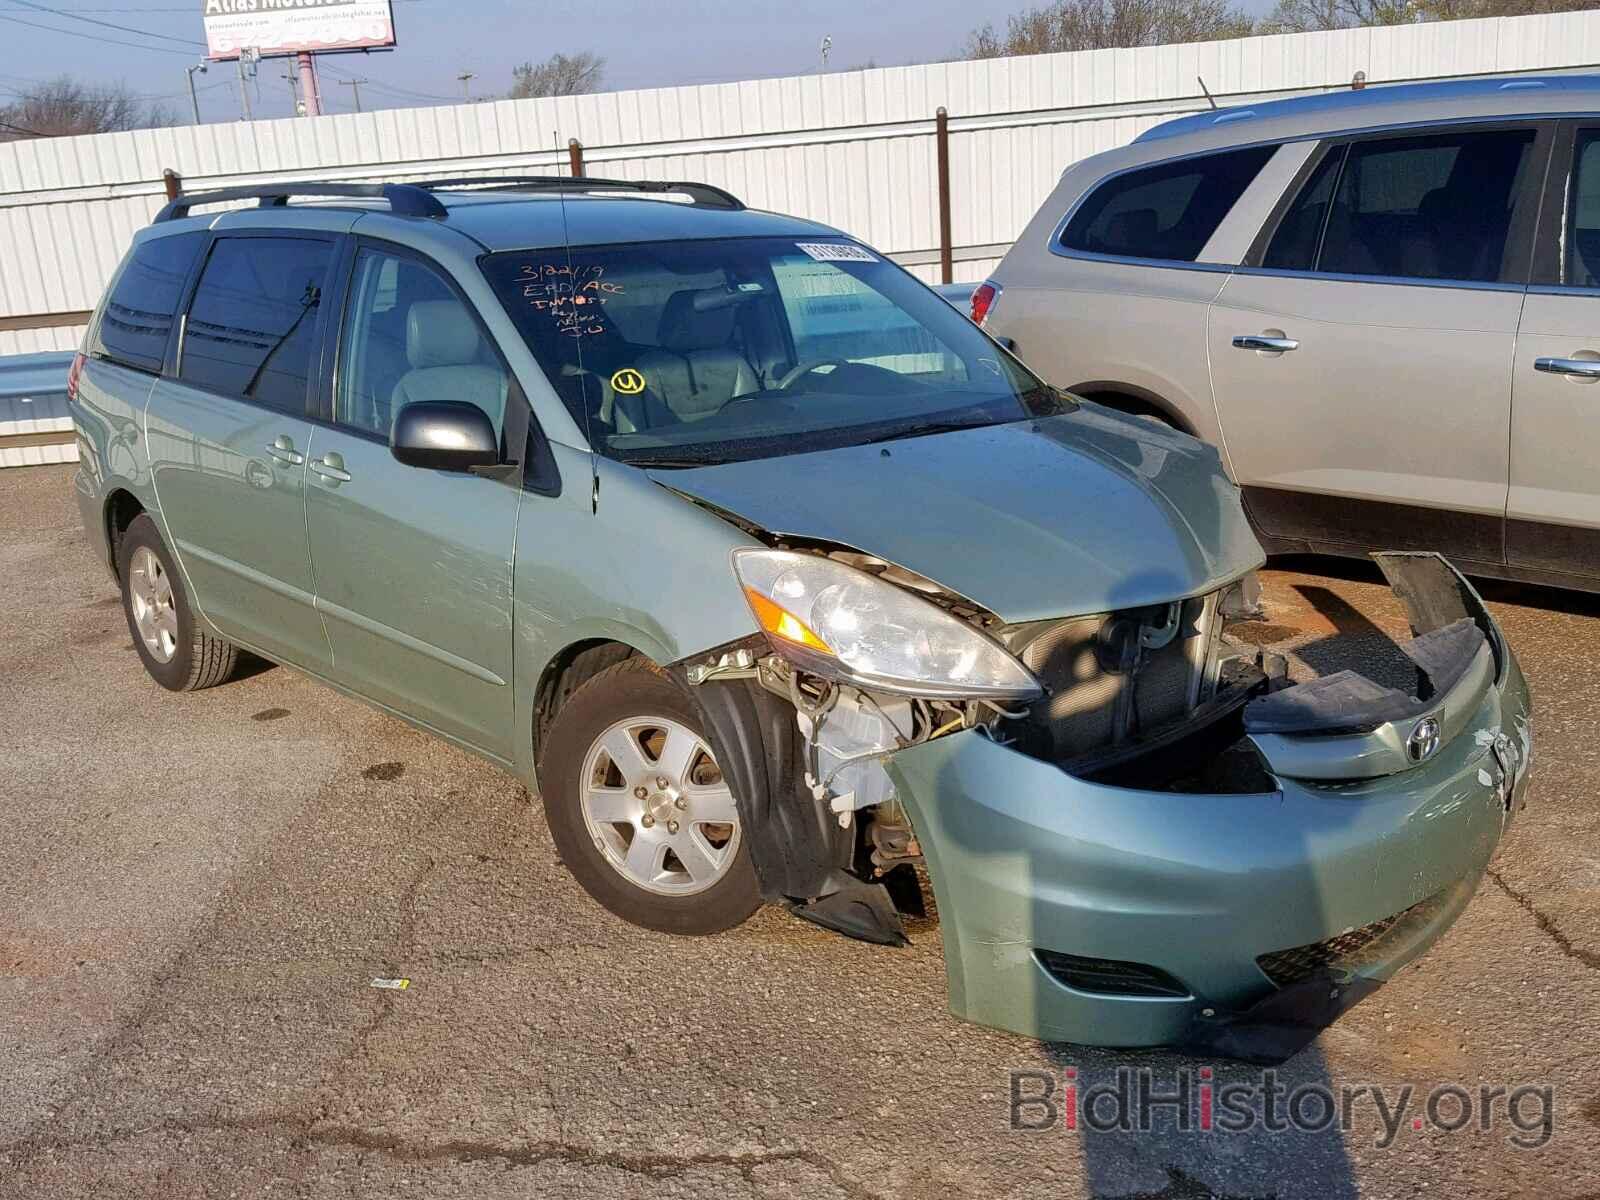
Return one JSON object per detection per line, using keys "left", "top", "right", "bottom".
{"left": 319, "top": 61, "right": 456, "bottom": 104}
{"left": 0, "top": 0, "right": 427, "bottom": 8}
{"left": 0, "top": 12, "right": 199, "bottom": 56}
{"left": 5, "top": 0, "right": 204, "bottom": 46}
{"left": 0, "top": 116, "right": 47, "bottom": 136}
{"left": 0, "top": 76, "right": 228, "bottom": 102}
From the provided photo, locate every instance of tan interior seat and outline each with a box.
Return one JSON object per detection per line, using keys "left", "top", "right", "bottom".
{"left": 389, "top": 300, "right": 507, "bottom": 435}
{"left": 633, "top": 289, "right": 758, "bottom": 423}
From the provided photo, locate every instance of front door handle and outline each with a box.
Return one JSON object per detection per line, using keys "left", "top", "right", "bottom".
{"left": 264, "top": 435, "right": 304, "bottom": 466}
{"left": 309, "top": 452, "right": 352, "bottom": 484}
{"left": 1232, "top": 334, "right": 1300, "bottom": 353}
{"left": 1534, "top": 355, "right": 1600, "bottom": 380}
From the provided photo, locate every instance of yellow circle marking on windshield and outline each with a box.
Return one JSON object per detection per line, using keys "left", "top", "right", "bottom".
{"left": 612, "top": 368, "right": 646, "bottom": 395}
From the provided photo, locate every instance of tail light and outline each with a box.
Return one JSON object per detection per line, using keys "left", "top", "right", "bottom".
{"left": 66, "top": 351, "right": 85, "bottom": 403}
{"left": 970, "top": 280, "right": 1000, "bottom": 326}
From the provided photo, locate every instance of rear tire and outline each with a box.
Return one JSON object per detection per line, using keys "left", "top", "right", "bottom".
{"left": 117, "top": 513, "right": 239, "bottom": 692}
{"left": 539, "top": 658, "right": 762, "bottom": 936}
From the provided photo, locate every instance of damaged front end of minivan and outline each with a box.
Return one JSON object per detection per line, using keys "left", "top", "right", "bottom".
{"left": 674, "top": 539, "right": 1531, "bottom": 1064}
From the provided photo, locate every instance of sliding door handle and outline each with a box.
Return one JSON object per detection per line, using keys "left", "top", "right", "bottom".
{"left": 264, "top": 435, "right": 304, "bottom": 466}
{"left": 1232, "top": 334, "right": 1300, "bottom": 353}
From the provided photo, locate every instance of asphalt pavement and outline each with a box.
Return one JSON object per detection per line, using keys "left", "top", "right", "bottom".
{"left": 2, "top": 463, "right": 1597, "bottom": 1199}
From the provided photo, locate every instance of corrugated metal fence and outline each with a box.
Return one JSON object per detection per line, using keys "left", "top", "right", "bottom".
{"left": 3, "top": 11, "right": 1600, "bottom": 465}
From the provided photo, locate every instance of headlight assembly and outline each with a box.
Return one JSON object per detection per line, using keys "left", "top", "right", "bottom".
{"left": 731, "top": 548, "right": 1042, "bottom": 701}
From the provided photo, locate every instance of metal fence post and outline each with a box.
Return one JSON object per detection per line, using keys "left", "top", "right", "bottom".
{"left": 935, "top": 107, "right": 953, "bottom": 286}
{"left": 568, "top": 138, "right": 585, "bottom": 178}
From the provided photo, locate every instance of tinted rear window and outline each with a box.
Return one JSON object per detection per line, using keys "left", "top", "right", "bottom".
{"left": 178, "top": 236, "right": 334, "bottom": 414}
{"left": 92, "top": 232, "right": 206, "bottom": 373}
{"left": 1060, "top": 146, "right": 1275, "bottom": 263}
{"left": 1316, "top": 129, "right": 1535, "bottom": 283}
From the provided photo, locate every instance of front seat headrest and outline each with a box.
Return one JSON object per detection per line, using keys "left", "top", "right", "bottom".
{"left": 657, "top": 289, "right": 740, "bottom": 352}
{"left": 406, "top": 300, "right": 482, "bottom": 369}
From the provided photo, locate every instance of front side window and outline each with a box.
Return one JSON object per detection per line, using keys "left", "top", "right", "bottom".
{"left": 178, "top": 236, "right": 333, "bottom": 414}
{"left": 1566, "top": 130, "right": 1600, "bottom": 287}
{"left": 1060, "top": 146, "right": 1275, "bottom": 263}
{"left": 336, "top": 248, "right": 510, "bottom": 440}
{"left": 481, "top": 237, "right": 1061, "bottom": 467}
{"left": 92, "top": 231, "right": 206, "bottom": 373}
{"left": 1308, "top": 129, "right": 1536, "bottom": 283}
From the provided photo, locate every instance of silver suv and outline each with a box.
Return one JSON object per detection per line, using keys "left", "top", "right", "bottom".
{"left": 980, "top": 75, "right": 1600, "bottom": 592}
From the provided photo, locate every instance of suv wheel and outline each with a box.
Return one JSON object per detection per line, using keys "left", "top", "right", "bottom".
{"left": 117, "top": 514, "right": 239, "bottom": 692}
{"left": 540, "top": 658, "right": 761, "bottom": 935}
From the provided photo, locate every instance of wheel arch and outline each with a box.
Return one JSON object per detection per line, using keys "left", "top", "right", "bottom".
{"left": 103, "top": 488, "right": 146, "bottom": 581}
{"left": 532, "top": 638, "right": 643, "bottom": 773}
{"left": 1070, "top": 382, "right": 1197, "bottom": 434}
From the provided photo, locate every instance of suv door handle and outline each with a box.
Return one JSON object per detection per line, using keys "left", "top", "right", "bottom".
{"left": 1232, "top": 334, "right": 1300, "bottom": 353}
{"left": 264, "top": 435, "right": 304, "bottom": 466}
{"left": 1534, "top": 355, "right": 1600, "bottom": 380}
{"left": 309, "top": 452, "right": 352, "bottom": 483}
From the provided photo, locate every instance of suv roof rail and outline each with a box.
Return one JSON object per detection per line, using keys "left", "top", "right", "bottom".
{"left": 155, "top": 181, "right": 448, "bottom": 223}
{"left": 412, "top": 174, "right": 746, "bottom": 210}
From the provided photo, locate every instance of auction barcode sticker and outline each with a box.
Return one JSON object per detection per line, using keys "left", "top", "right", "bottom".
{"left": 796, "top": 242, "right": 877, "bottom": 263}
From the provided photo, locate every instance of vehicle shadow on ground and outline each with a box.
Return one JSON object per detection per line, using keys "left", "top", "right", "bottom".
{"left": 1288, "top": 584, "right": 1418, "bottom": 691}
{"left": 1270, "top": 552, "right": 1600, "bottom": 620}
{"left": 1039, "top": 1042, "right": 1359, "bottom": 1199}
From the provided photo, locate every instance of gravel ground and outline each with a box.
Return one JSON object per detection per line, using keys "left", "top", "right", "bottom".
{"left": 2, "top": 463, "right": 1597, "bottom": 1199}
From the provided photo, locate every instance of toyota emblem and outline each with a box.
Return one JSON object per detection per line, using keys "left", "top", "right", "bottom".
{"left": 1407, "top": 716, "right": 1442, "bottom": 763}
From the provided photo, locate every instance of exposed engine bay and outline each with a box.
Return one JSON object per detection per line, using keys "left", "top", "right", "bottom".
{"left": 677, "top": 545, "right": 1509, "bottom": 947}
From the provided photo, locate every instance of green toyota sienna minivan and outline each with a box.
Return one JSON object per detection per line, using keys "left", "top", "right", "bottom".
{"left": 68, "top": 176, "right": 1532, "bottom": 1063}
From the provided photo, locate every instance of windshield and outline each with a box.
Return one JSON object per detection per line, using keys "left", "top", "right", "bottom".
{"left": 480, "top": 236, "right": 1065, "bottom": 466}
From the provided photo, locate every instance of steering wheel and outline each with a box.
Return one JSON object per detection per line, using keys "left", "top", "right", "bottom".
{"left": 774, "top": 358, "right": 851, "bottom": 391}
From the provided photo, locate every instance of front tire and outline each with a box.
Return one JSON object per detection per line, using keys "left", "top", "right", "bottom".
{"left": 540, "top": 658, "right": 761, "bottom": 935}
{"left": 117, "top": 513, "right": 239, "bottom": 692}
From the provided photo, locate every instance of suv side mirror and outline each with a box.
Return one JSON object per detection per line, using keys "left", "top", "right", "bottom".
{"left": 391, "top": 401, "right": 500, "bottom": 472}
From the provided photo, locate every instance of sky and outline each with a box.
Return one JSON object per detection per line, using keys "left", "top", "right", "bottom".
{"left": 0, "top": 0, "right": 1278, "bottom": 127}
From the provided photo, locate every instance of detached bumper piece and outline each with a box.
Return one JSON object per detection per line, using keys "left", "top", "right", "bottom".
{"left": 1243, "top": 553, "right": 1502, "bottom": 782}
{"left": 885, "top": 553, "right": 1534, "bottom": 1062}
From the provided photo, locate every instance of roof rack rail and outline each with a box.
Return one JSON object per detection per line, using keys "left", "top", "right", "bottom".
{"left": 412, "top": 174, "right": 745, "bottom": 210}
{"left": 155, "top": 181, "right": 448, "bottom": 223}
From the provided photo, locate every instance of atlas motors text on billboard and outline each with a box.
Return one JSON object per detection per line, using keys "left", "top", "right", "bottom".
{"left": 202, "top": 0, "right": 396, "bottom": 60}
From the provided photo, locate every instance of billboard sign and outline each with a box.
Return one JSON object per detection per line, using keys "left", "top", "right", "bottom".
{"left": 202, "top": 0, "right": 396, "bottom": 60}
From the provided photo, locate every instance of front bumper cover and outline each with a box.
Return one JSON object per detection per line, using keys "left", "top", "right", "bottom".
{"left": 884, "top": 556, "right": 1532, "bottom": 1062}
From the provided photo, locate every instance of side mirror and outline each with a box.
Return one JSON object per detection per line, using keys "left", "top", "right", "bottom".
{"left": 391, "top": 401, "right": 500, "bottom": 472}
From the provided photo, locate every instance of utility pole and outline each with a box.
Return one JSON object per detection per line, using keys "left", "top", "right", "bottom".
{"left": 285, "top": 56, "right": 304, "bottom": 116}
{"left": 297, "top": 50, "right": 322, "bottom": 116}
{"left": 185, "top": 61, "right": 207, "bottom": 126}
{"left": 236, "top": 47, "right": 258, "bottom": 121}
{"left": 338, "top": 77, "right": 367, "bottom": 113}
{"left": 457, "top": 70, "right": 476, "bottom": 102}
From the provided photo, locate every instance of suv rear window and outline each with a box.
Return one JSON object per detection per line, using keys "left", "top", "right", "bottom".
{"left": 92, "top": 231, "right": 206, "bottom": 374}
{"left": 1060, "top": 146, "right": 1275, "bottom": 263}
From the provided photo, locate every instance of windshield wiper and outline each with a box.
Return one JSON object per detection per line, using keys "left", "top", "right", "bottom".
{"left": 861, "top": 414, "right": 999, "bottom": 447}
{"left": 622, "top": 454, "right": 725, "bottom": 470}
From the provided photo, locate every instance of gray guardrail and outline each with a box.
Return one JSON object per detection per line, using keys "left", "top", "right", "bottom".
{"left": 933, "top": 282, "right": 977, "bottom": 316}
{"left": 0, "top": 351, "right": 76, "bottom": 469}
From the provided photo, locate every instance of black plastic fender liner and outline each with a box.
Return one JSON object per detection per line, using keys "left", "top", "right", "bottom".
{"left": 673, "top": 654, "right": 907, "bottom": 946}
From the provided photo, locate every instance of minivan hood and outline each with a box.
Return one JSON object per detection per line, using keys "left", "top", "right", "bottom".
{"left": 649, "top": 405, "right": 1265, "bottom": 624}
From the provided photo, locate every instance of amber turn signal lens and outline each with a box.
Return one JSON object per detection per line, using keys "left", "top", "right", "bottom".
{"left": 743, "top": 587, "right": 834, "bottom": 654}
